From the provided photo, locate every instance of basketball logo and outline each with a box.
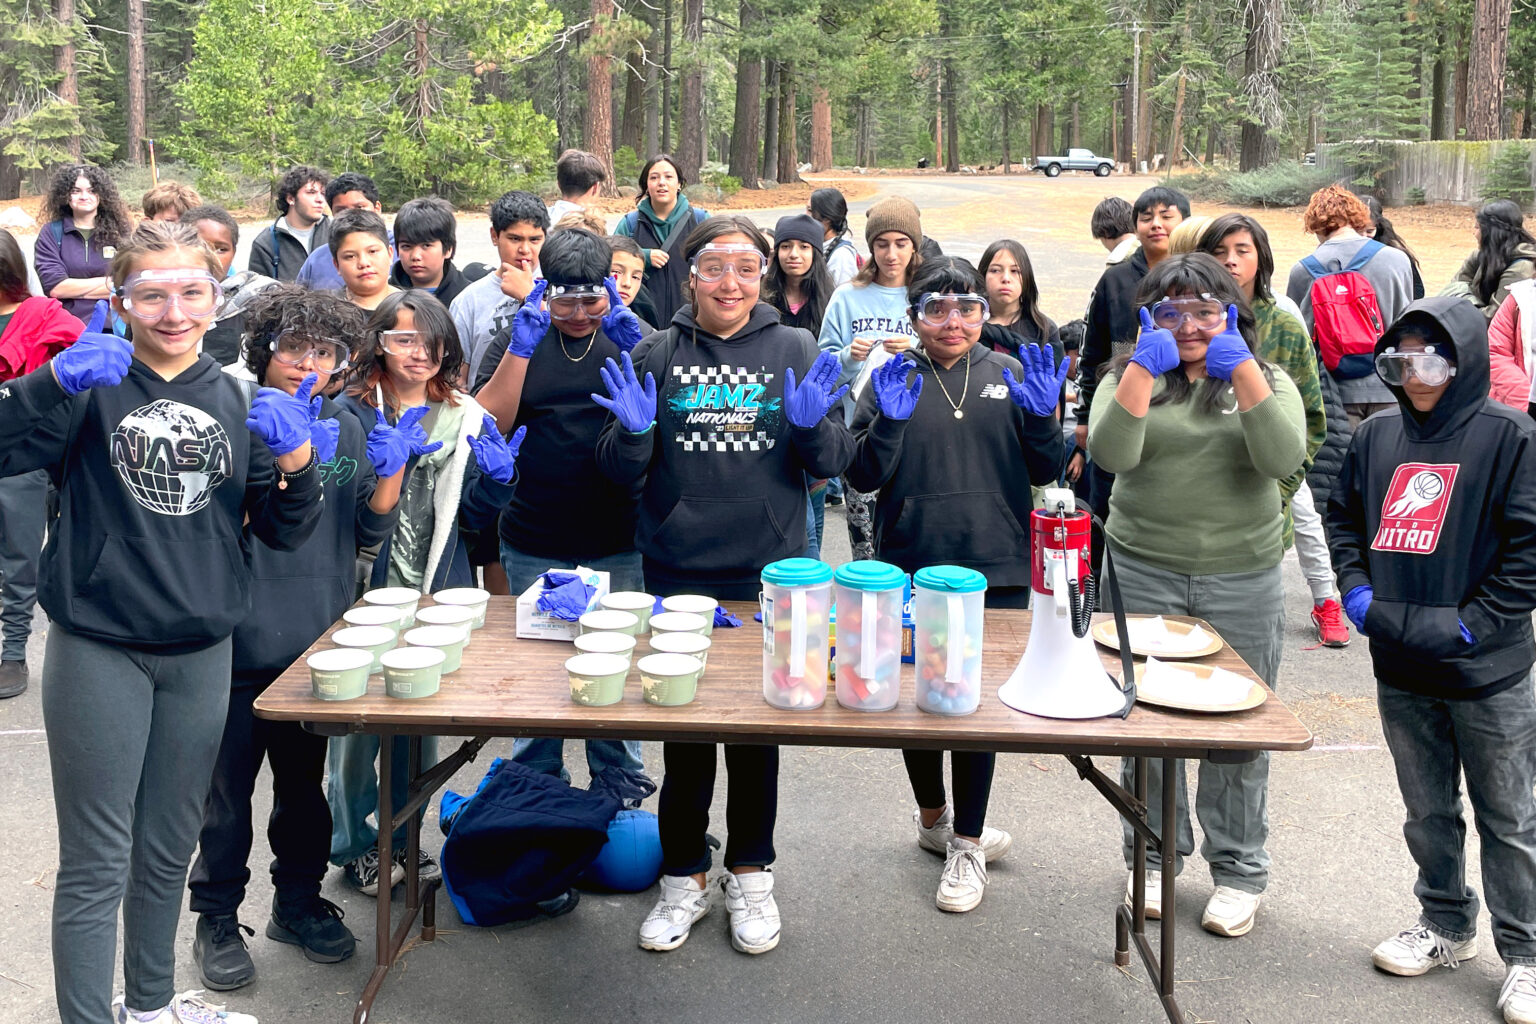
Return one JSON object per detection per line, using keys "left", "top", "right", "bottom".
{"left": 1374, "top": 463, "right": 1459, "bottom": 554}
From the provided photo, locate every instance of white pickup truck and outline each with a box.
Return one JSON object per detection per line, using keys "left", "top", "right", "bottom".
{"left": 1033, "top": 148, "right": 1115, "bottom": 177}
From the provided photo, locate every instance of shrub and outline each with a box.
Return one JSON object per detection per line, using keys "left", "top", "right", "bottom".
{"left": 1222, "top": 163, "right": 1339, "bottom": 207}
{"left": 1481, "top": 144, "right": 1535, "bottom": 209}
{"left": 699, "top": 170, "right": 742, "bottom": 197}
{"left": 1406, "top": 186, "right": 1427, "bottom": 206}
{"left": 613, "top": 146, "right": 641, "bottom": 187}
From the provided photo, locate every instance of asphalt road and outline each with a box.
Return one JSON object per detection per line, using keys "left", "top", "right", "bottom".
{"left": 0, "top": 173, "right": 1513, "bottom": 1024}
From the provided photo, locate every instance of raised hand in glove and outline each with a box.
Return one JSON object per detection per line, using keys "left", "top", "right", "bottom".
{"left": 1203, "top": 305, "right": 1255, "bottom": 382}
{"left": 1002, "top": 342, "right": 1070, "bottom": 417}
{"left": 591, "top": 351, "right": 657, "bottom": 433}
{"left": 507, "top": 279, "right": 550, "bottom": 359}
{"left": 1129, "top": 306, "right": 1179, "bottom": 379}
{"left": 466, "top": 414, "right": 526, "bottom": 485}
{"left": 784, "top": 351, "right": 850, "bottom": 429}
{"left": 52, "top": 300, "right": 133, "bottom": 395}
{"left": 246, "top": 373, "right": 317, "bottom": 456}
{"left": 367, "top": 404, "right": 442, "bottom": 478}
{"left": 600, "top": 277, "right": 646, "bottom": 353}
{"left": 871, "top": 354, "right": 922, "bottom": 420}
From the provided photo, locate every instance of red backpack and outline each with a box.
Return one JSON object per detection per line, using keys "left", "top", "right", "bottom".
{"left": 1301, "top": 239, "right": 1387, "bottom": 379}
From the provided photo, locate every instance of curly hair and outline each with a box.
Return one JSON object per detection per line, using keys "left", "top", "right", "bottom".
{"left": 274, "top": 165, "right": 329, "bottom": 216}
{"left": 1302, "top": 185, "right": 1371, "bottom": 236}
{"left": 241, "top": 283, "right": 368, "bottom": 383}
{"left": 347, "top": 291, "right": 463, "bottom": 410}
{"left": 42, "top": 164, "right": 133, "bottom": 248}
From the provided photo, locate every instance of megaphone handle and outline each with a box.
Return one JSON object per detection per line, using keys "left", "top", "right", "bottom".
{"left": 944, "top": 594, "right": 964, "bottom": 684}
{"left": 859, "top": 591, "right": 876, "bottom": 679}
{"left": 788, "top": 589, "right": 806, "bottom": 679}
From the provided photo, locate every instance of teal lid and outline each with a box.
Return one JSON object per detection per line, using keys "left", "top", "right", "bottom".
{"left": 762, "top": 557, "right": 833, "bottom": 587}
{"left": 914, "top": 565, "right": 988, "bottom": 594}
{"left": 833, "top": 559, "right": 907, "bottom": 592}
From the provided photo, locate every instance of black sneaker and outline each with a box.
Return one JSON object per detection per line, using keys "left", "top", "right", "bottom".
{"left": 267, "top": 895, "right": 356, "bottom": 963}
{"left": 193, "top": 913, "right": 256, "bottom": 991}
{"left": 394, "top": 845, "right": 442, "bottom": 883}
{"left": 343, "top": 849, "right": 403, "bottom": 896}
{"left": 0, "top": 660, "right": 26, "bottom": 699}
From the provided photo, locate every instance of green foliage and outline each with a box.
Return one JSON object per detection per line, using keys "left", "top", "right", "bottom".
{"left": 701, "top": 170, "right": 742, "bottom": 196}
{"left": 0, "top": 0, "right": 102, "bottom": 176}
{"left": 1222, "top": 163, "right": 1339, "bottom": 207}
{"left": 1481, "top": 144, "right": 1536, "bottom": 208}
{"left": 1406, "top": 186, "right": 1427, "bottom": 205}
{"left": 1164, "top": 171, "right": 1231, "bottom": 203}
{"left": 613, "top": 145, "right": 641, "bottom": 187}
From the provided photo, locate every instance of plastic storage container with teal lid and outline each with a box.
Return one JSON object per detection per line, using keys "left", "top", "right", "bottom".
{"left": 913, "top": 565, "right": 988, "bottom": 593}
{"left": 913, "top": 565, "right": 988, "bottom": 715}
{"left": 832, "top": 559, "right": 907, "bottom": 711}
{"left": 761, "top": 558, "right": 834, "bottom": 710}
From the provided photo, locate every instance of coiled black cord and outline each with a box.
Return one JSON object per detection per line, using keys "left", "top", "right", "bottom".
{"left": 1066, "top": 573, "right": 1097, "bottom": 638}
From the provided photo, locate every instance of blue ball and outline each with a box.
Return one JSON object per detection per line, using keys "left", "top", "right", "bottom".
{"left": 580, "top": 809, "right": 663, "bottom": 892}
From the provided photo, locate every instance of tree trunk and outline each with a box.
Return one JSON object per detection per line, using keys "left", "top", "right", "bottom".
{"left": 1167, "top": 70, "right": 1187, "bottom": 168}
{"left": 1238, "top": 0, "right": 1281, "bottom": 171}
{"left": 855, "top": 100, "right": 872, "bottom": 167}
{"left": 1205, "top": 124, "right": 1217, "bottom": 165}
{"left": 728, "top": 2, "right": 762, "bottom": 187}
{"left": 555, "top": 40, "right": 572, "bottom": 152}
{"left": 1001, "top": 101, "right": 1012, "bottom": 172}
{"left": 642, "top": 0, "right": 660, "bottom": 160}
{"left": 1467, "top": 0, "right": 1514, "bottom": 140}
{"left": 1455, "top": 31, "right": 1471, "bottom": 137}
{"left": 586, "top": 0, "right": 618, "bottom": 194}
{"left": 54, "top": 0, "right": 80, "bottom": 160}
{"left": 127, "top": 0, "right": 147, "bottom": 164}
{"left": 1524, "top": 61, "right": 1536, "bottom": 139}
{"left": 1071, "top": 100, "right": 1081, "bottom": 148}
{"left": 777, "top": 63, "right": 799, "bottom": 182}
{"left": 1119, "top": 80, "right": 1132, "bottom": 165}
{"left": 811, "top": 86, "right": 832, "bottom": 171}
{"left": 676, "top": 0, "right": 704, "bottom": 181}
{"left": 661, "top": 0, "right": 674, "bottom": 153}
{"left": 620, "top": 19, "right": 649, "bottom": 154}
{"left": 761, "top": 62, "right": 779, "bottom": 180}
{"left": 934, "top": 66, "right": 943, "bottom": 167}
{"left": 944, "top": 58, "right": 960, "bottom": 171}
{"left": 1134, "top": 28, "right": 1150, "bottom": 166}
{"left": 1431, "top": 55, "right": 1449, "bottom": 140}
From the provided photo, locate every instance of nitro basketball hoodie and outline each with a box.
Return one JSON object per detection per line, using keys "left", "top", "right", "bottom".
{"left": 1327, "top": 297, "right": 1536, "bottom": 697}
{"left": 0, "top": 355, "right": 322, "bottom": 653}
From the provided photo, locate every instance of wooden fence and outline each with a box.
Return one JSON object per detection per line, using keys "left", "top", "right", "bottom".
{"left": 1316, "top": 140, "right": 1534, "bottom": 205}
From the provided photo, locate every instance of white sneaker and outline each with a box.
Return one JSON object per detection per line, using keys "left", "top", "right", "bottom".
{"left": 936, "top": 838, "right": 987, "bottom": 913}
{"left": 1500, "top": 965, "right": 1536, "bottom": 1024}
{"left": 638, "top": 874, "right": 710, "bottom": 951}
{"left": 913, "top": 807, "right": 1013, "bottom": 862}
{"left": 114, "top": 991, "right": 258, "bottom": 1024}
{"left": 1201, "top": 886, "right": 1261, "bottom": 937}
{"left": 1372, "top": 923, "right": 1478, "bottom": 976}
{"left": 1124, "top": 869, "right": 1163, "bottom": 920}
{"left": 720, "top": 870, "right": 781, "bottom": 954}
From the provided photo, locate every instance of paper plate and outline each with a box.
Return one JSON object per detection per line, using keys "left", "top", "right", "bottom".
{"left": 1125, "top": 661, "right": 1267, "bottom": 714}
{"left": 1092, "top": 615, "right": 1224, "bottom": 659}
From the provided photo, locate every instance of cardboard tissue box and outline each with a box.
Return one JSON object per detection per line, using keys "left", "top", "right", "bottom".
{"left": 516, "top": 567, "right": 610, "bottom": 641}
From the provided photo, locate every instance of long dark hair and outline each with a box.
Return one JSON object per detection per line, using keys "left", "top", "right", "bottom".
{"left": 1468, "top": 200, "right": 1536, "bottom": 305}
{"left": 42, "top": 164, "right": 132, "bottom": 248}
{"left": 1197, "top": 213, "right": 1277, "bottom": 303}
{"left": 979, "top": 239, "right": 1051, "bottom": 337}
{"left": 764, "top": 236, "right": 835, "bottom": 334}
{"left": 0, "top": 229, "right": 31, "bottom": 304}
{"left": 636, "top": 154, "right": 686, "bottom": 207}
{"left": 1110, "top": 253, "right": 1270, "bottom": 415}
{"left": 347, "top": 291, "right": 464, "bottom": 410}
{"left": 809, "top": 187, "right": 849, "bottom": 241}
{"left": 1361, "top": 196, "right": 1421, "bottom": 283}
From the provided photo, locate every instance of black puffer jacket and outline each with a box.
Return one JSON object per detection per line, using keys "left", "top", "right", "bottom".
{"left": 1307, "top": 352, "right": 1350, "bottom": 527}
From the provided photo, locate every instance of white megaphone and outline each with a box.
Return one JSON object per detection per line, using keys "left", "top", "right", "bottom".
{"left": 998, "top": 489, "right": 1129, "bottom": 719}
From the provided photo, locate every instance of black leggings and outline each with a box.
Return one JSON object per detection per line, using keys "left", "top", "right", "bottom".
{"left": 658, "top": 742, "right": 779, "bottom": 875}
{"left": 902, "top": 750, "right": 997, "bottom": 838}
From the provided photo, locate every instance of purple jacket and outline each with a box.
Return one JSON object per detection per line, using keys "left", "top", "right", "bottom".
{"left": 33, "top": 216, "right": 112, "bottom": 321}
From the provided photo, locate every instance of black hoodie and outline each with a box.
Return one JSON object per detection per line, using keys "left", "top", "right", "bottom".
{"left": 1327, "top": 297, "right": 1536, "bottom": 698}
{"left": 232, "top": 395, "right": 398, "bottom": 686}
{"left": 1078, "top": 247, "right": 1150, "bottom": 428}
{"left": 846, "top": 345, "right": 1062, "bottom": 587}
{"left": 0, "top": 356, "right": 322, "bottom": 653}
{"left": 390, "top": 258, "right": 471, "bottom": 310}
{"left": 596, "top": 302, "right": 855, "bottom": 595}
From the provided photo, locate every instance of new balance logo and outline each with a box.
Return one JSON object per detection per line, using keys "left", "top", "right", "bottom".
{"left": 979, "top": 384, "right": 1008, "bottom": 400}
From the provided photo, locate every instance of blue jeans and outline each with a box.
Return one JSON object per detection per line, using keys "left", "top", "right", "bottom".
{"left": 327, "top": 733, "right": 438, "bottom": 865}
{"left": 1378, "top": 675, "right": 1536, "bottom": 965}
{"left": 805, "top": 488, "right": 826, "bottom": 560}
{"left": 500, "top": 542, "right": 646, "bottom": 781}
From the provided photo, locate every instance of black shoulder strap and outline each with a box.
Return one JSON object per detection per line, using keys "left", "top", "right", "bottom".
{"left": 268, "top": 221, "right": 282, "bottom": 279}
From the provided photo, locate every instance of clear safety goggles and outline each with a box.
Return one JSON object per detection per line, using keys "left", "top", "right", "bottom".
{"left": 546, "top": 284, "right": 610, "bottom": 321}
{"left": 690, "top": 244, "right": 767, "bottom": 283}
{"left": 378, "top": 329, "right": 442, "bottom": 362}
{"left": 116, "top": 270, "right": 222, "bottom": 322}
{"left": 1149, "top": 294, "right": 1224, "bottom": 332}
{"left": 912, "top": 292, "right": 990, "bottom": 328}
{"left": 269, "top": 330, "right": 350, "bottom": 373}
{"left": 1376, "top": 345, "right": 1456, "bottom": 387}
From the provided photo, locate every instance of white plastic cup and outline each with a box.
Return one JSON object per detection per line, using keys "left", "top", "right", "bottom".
{"left": 433, "top": 587, "right": 491, "bottom": 629}
{"left": 574, "top": 631, "right": 639, "bottom": 666}
{"left": 649, "top": 611, "right": 708, "bottom": 637}
{"left": 404, "top": 625, "right": 469, "bottom": 673}
{"left": 649, "top": 631, "right": 712, "bottom": 672}
{"left": 414, "top": 604, "right": 477, "bottom": 645}
{"left": 308, "top": 648, "right": 373, "bottom": 700}
{"left": 382, "top": 646, "right": 445, "bottom": 699}
{"left": 363, "top": 587, "right": 421, "bottom": 628}
{"left": 332, "top": 625, "right": 398, "bottom": 673}
{"left": 661, "top": 595, "right": 718, "bottom": 636}
{"left": 343, "top": 605, "right": 408, "bottom": 637}
{"left": 580, "top": 609, "right": 642, "bottom": 636}
{"left": 600, "top": 591, "right": 655, "bottom": 633}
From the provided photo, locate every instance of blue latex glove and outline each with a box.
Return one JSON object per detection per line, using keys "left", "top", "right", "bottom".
{"left": 53, "top": 301, "right": 133, "bottom": 396}
{"left": 1204, "top": 304, "right": 1255, "bottom": 382}
{"left": 246, "top": 373, "right": 318, "bottom": 456}
{"left": 871, "top": 354, "right": 922, "bottom": 420}
{"left": 536, "top": 573, "right": 594, "bottom": 621}
{"left": 366, "top": 404, "right": 443, "bottom": 478}
{"left": 507, "top": 279, "right": 550, "bottom": 359}
{"left": 1342, "top": 585, "right": 1372, "bottom": 635}
{"left": 1460, "top": 619, "right": 1475, "bottom": 644}
{"left": 600, "top": 277, "right": 646, "bottom": 353}
{"left": 1002, "top": 342, "right": 1071, "bottom": 417}
{"left": 714, "top": 605, "right": 742, "bottom": 628}
{"left": 466, "top": 414, "right": 526, "bottom": 485}
{"left": 1129, "top": 306, "right": 1180, "bottom": 378}
{"left": 784, "top": 351, "right": 850, "bottom": 429}
{"left": 591, "top": 351, "right": 657, "bottom": 433}
{"left": 309, "top": 417, "right": 339, "bottom": 465}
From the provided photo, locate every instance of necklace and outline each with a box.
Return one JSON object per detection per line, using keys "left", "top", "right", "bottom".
{"left": 559, "top": 329, "right": 597, "bottom": 363}
{"left": 921, "top": 347, "right": 970, "bottom": 419}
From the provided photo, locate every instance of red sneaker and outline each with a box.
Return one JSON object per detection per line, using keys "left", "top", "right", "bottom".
{"left": 1311, "top": 598, "right": 1350, "bottom": 648}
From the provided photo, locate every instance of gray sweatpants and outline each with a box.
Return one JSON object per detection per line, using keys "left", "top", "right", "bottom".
{"left": 1113, "top": 550, "right": 1285, "bottom": 894}
{"left": 43, "top": 626, "right": 230, "bottom": 1023}
{"left": 0, "top": 470, "right": 46, "bottom": 660}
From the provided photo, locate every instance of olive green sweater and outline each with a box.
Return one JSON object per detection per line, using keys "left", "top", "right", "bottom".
{"left": 1088, "top": 368, "right": 1307, "bottom": 575}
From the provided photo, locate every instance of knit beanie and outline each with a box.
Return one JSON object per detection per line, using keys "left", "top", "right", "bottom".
{"left": 774, "top": 214, "right": 825, "bottom": 251}
{"left": 864, "top": 196, "right": 922, "bottom": 248}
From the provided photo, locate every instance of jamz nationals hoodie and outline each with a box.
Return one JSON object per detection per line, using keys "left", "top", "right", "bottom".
{"left": 1327, "top": 297, "right": 1536, "bottom": 698}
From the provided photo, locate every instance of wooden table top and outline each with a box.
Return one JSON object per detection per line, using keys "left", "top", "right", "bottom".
{"left": 254, "top": 598, "right": 1313, "bottom": 759}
